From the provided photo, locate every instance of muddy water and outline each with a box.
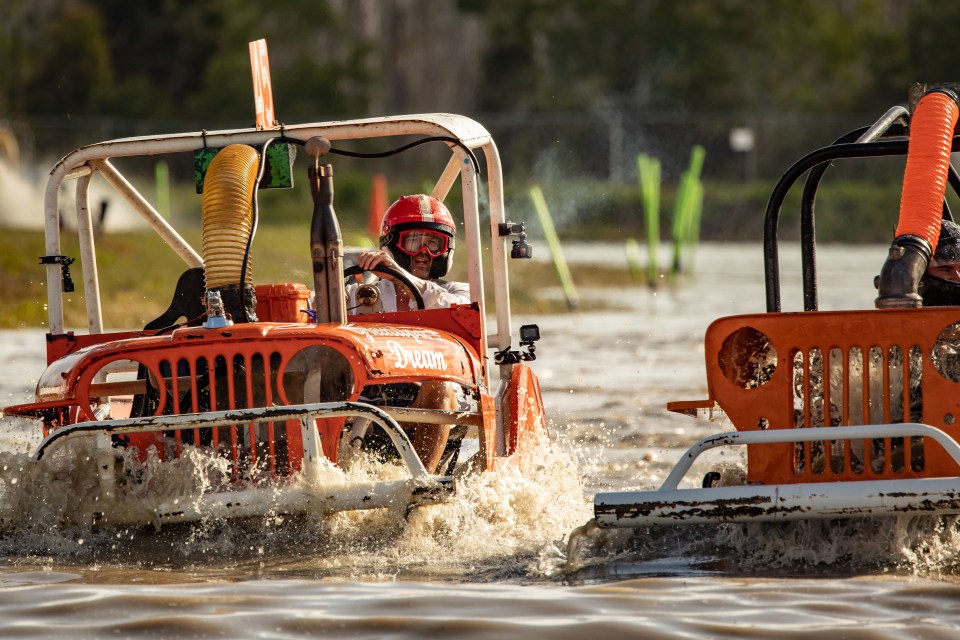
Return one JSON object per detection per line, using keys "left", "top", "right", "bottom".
{"left": 3, "top": 242, "right": 960, "bottom": 638}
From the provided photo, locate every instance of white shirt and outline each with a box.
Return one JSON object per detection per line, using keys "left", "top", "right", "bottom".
{"left": 347, "top": 278, "right": 470, "bottom": 313}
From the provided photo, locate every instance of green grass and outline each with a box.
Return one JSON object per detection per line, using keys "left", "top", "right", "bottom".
{"left": 0, "top": 226, "right": 637, "bottom": 329}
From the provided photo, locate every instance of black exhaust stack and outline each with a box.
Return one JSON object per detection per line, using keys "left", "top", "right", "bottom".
{"left": 309, "top": 160, "right": 347, "bottom": 324}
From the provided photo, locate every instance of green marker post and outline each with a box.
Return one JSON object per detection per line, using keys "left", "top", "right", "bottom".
{"left": 529, "top": 185, "right": 579, "bottom": 310}
{"left": 637, "top": 153, "right": 661, "bottom": 287}
{"left": 155, "top": 160, "right": 170, "bottom": 219}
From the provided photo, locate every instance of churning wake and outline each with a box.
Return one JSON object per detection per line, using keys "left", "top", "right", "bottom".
{"left": 0, "top": 423, "right": 592, "bottom": 582}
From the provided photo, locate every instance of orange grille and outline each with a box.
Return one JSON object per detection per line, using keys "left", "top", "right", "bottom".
{"left": 703, "top": 308, "right": 960, "bottom": 484}
{"left": 788, "top": 345, "right": 924, "bottom": 478}
{"left": 151, "top": 351, "right": 292, "bottom": 476}
{"left": 77, "top": 339, "right": 358, "bottom": 476}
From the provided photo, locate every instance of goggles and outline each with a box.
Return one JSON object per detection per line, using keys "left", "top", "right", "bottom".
{"left": 397, "top": 229, "right": 449, "bottom": 258}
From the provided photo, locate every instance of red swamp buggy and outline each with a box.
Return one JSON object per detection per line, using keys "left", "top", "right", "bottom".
{"left": 3, "top": 111, "right": 547, "bottom": 527}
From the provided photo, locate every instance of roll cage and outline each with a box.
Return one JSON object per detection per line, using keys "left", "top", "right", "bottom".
{"left": 41, "top": 113, "right": 519, "bottom": 378}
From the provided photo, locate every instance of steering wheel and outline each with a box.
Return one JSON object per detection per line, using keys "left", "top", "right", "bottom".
{"left": 343, "top": 264, "right": 425, "bottom": 310}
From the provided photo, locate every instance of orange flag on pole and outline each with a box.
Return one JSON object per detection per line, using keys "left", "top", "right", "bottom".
{"left": 249, "top": 39, "right": 276, "bottom": 130}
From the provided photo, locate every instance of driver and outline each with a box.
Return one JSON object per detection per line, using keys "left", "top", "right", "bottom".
{"left": 919, "top": 218, "right": 960, "bottom": 306}
{"left": 348, "top": 194, "right": 471, "bottom": 474}
{"left": 349, "top": 194, "right": 469, "bottom": 312}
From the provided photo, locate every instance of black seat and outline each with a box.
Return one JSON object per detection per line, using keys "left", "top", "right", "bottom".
{"left": 144, "top": 267, "right": 206, "bottom": 331}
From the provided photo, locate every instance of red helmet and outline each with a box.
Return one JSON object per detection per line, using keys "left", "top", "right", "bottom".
{"left": 379, "top": 195, "right": 456, "bottom": 278}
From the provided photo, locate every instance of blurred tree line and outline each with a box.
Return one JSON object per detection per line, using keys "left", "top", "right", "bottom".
{"left": 2, "top": 0, "right": 959, "bottom": 239}
{"left": 5, "top": 1, "right": 955, "bottom": 125}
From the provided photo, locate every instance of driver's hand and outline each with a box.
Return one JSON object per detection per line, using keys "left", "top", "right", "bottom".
{"left": 357, "top": 250, "right": 403, "bottom": 280}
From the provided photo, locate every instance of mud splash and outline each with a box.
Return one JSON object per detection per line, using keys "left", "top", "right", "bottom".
{"left": 0, "top": 433, "right": 591, "bottom": 582}
{"left": 565, "top": 510, "right": 960, "bottom": 581}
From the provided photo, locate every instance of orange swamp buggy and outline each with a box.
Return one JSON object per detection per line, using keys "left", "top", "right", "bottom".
{"left": 4, "top": 113, "right": 547, "bottom": 527}
{"left": 595, "top": 84, "right": 960, "bottom": 528}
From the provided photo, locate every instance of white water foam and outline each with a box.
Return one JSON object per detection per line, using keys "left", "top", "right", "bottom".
{"left": 0, "top": 430, "right": 591, "bottom": 581}
{"left": 565, "top": 487, "right": 960, "bottom": 580}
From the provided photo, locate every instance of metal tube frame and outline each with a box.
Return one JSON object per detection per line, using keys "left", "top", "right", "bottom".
{"left": 658, "top": 423, "right": 960, "bottom": 491}
{"left": 761, "top": 100, "right": 960, "bottom": 312}
{"left": 34, "top": 401, "right": 435, "bottom": 480}
{"left": 40, "top": 116, "right": 511, "bottom": 354}
{"left": 33, "top": 401, "right": 464, "bottom": 525}
{"left": 74, "top": 173, "right": 103, "bottom": 333}
{"left": 594, "top": 423, "right": 960, "bottom": 528}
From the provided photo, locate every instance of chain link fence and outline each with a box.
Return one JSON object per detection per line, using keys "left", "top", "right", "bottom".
{"left": 1, "top": 107, "right": 911, "bottom": 241}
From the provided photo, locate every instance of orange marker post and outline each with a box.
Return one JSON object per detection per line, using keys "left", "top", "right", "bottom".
{"left": 368, "top": 173, "right": 388, "bottom": 243}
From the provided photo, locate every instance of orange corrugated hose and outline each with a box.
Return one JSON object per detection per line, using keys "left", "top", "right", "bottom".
{"left": 895, "top": 91, "right": 959, "bottom": 254}
{"left": 201, "top": 144, "right": 260, "bottom": 290}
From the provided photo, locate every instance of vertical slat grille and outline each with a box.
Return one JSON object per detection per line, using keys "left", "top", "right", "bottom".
{"left": 156, "top": 350, "right": 290, "bottom": 478}
{"left": 791, "top": 344, "right": 926, "bottom": 479}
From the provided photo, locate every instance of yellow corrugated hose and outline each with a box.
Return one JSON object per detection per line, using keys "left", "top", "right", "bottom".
{"left": 201, "top": 144, "right": 260, "bottom": 289}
